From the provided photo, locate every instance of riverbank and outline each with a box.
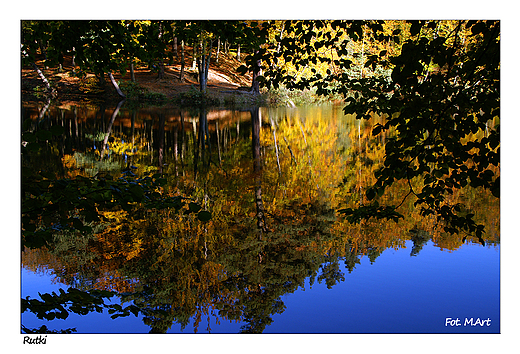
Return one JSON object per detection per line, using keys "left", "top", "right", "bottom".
{"left": 21, "top": 52, "right": 335, "bottom": 108}
{"left": 22, "top": 51, "right": 252, "bottom": 102}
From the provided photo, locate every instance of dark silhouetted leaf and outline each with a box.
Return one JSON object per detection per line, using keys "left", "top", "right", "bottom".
{"left": 197, "top": 210, "right": 212, "bottom": 222}
{"left": 189, "top": 202, "right": 202, "bottom": 213}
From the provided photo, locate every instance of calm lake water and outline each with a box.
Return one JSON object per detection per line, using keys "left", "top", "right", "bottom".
{"left": 21, "top": 101, "right": 500, "bottom": 334}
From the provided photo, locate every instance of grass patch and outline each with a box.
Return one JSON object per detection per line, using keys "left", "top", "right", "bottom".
{"left": 118, "top": 80, "right": 167, "bottom": 102}
{"left": 265, "top": 86, "right": 341, "bottom": 106}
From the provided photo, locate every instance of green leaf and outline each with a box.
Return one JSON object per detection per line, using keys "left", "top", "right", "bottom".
{"left": 197, "top": 210, "right": 212, "bottom": 222}
{"left": 491, "top": 177, "right": 500, "bottom": 198}
{"left": 128, "top": 305, "right": 140, "bottom": 317}
{"left": 237, "top": 65, "right": 248, "bottom": 75}
{"left": 156, "top": 178, "right": 167, "bottom": 186}
{"left": 129, "top": 185, "right": 144, "bottom": 201}
{"left": 188, "top": 202, "right": 202, "bottom": 213}
{"left": 471, "top": 21, "right": 487, "bottom": 35}
{"left": 366, "top": 188, "right": 377, "bottom": 201}
{"left": 72, "top": 218, "right": 83, "bottom": 229}
{"left": 22, "top": 132, "right": 37, "bottom": 143}
{"left": 50, "top": 125, "right": 65, "bottom": 136}
{"left": 410, "top": 21, "right": 423, "bottom": 36}
{"left": 36, "top": 130, "right": 53, "bottom": 141}
{"left": 25, "top": 142, "right": 41, "bottom": 151}
{"left": 372, "top": 124, "right": 383, "bottom": 136}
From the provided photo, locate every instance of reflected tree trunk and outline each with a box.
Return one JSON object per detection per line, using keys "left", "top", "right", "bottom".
{"left": 157, "top": 113, "right": 165, "bottom": 173}
{"left": 38, "top": 97, "right": 51, "bottom": 122}
{"left": 73, "top": 107, "right": 79, "bottom": 148}
{"left": 194, "top": 108, "right": 210, "bottom": 178}
{"left": 130, "top": 109, "right": 136, "bottom": 166}
{"left": 173, "top": 127, "right": 179, "bottom": 176}
{"left": 100, "top": 100, "right": 125, "bottom": 159}
{"left": 180, "top": 111, "right": 185, "bottom": 167}
{"left": 216, "top": 121, "right": 222, "bottom": 165}
{"left": 251, "top": 107, "right": 269, "bottom": 235}
{"left": 269, "top": 116, "right": 281, "bottom": 175}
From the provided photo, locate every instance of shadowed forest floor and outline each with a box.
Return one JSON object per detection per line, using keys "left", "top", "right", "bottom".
{"left": 21, "top": 47, "right": 254, "bottom": 102}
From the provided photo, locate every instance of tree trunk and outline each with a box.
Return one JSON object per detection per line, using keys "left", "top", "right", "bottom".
{"left": 130, "top": 61, "right": 136, "bottom": 82}
{"left": 31, "top": 62, "right": 55, "bottom": 95}
{"left": 251, "top": 51, "right": 261, "bottom": 95}
{"left": 38, "top": 40, "right": 47, "bottom": 60}
{"left": 277, "top": 24, "right": 285, "bottom": 54}
{"left": 97, "top": 72, "right": 106, "bottom": 89}
{"left": 173, "top": 36, "right": 178, "bottom": 57}
{"left": 198, "top": 41, "right": 206, "bottom": 92}
{"left": 180, "top": 40, "right": 185, "bottom": 83}
{"left": 216, "top": 37, "right": 220, "bottom": 63}
{"left": 204, "top": 40, "right": 213, "bottom": 86}
{"left": 156, "top": 22, "right": 165, "bottom": 79}
{"left": 191, "top": 44, "right": 197, "bottom": 70}
{"left": 198, "top": 39, "right": 213, "bottom": 93}
{"left": 360, "top": 24, "right": 365, "bottom": 79}
{"left": 108, "top": 72, "right": 126, "bottom": 98}
{"left": 157, "top": 61, "right": 165, "bottom": 79}
{"left": 237, "top": 43, "right": 241, "bottom": 62}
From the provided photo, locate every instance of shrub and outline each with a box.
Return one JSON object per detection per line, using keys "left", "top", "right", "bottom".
{"left": 118, "top": 80, "right": 167, "bottom": 102}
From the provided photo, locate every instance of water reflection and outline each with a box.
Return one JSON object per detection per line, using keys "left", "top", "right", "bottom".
{"left": 21, "top": 101, "right": 500, "bottom": 333}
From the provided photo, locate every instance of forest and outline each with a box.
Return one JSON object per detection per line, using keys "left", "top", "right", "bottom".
{"left": 21, "top": 20, "right": 500, "bottom": 334}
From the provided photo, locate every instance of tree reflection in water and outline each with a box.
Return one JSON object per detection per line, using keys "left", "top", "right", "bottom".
{"left": 21, "top": 102, "right": 499, "bottom": 333}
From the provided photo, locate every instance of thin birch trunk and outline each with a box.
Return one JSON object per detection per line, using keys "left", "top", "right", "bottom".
{"left": 192, "top": 44, "right": 197, "bottom": 70}
{"left": 180, "top": 40, "right": 185, "bottom": 82}
{"left": 32, "top": 62, "right": 54, "bottom": 95}
{"left": 108, "top": 72, "right": 126, "bottom": 98}
{"left": 216, "top": 37, "right": 220, "bottom": 63}
{"left": 204, "top": 39, "right": 213, "bottom": 87}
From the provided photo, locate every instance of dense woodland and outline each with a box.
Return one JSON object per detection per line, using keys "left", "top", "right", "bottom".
{"left": 21, "top": 20, "right": 500, "bottom": 333}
